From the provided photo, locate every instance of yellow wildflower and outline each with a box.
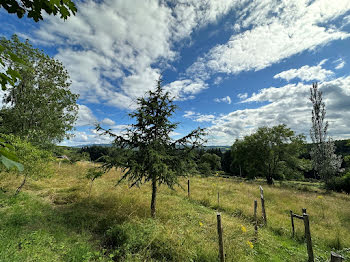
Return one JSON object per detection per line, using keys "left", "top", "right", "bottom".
{"left": 241, "top": 225, "right": 247, "bottom": 233}
{"left": 199, "top": 222, "right": 203, "bottom": 227}
{"left": 317, "top": 195, "right": 323, "bottom": 199}
{"left": 247, "top": 241, "right": 254, "bottom": 249}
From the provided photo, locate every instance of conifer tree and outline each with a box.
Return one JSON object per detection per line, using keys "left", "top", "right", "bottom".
{"left": 98, "top": 79, "right": 205, "bottom": 217}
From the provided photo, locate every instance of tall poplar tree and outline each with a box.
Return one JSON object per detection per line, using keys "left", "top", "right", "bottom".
{"left": 98, "top": 79, "right": 206, "bottom": 217}
{"left": 309, "top": 83, "right": 341, "bottom": 181}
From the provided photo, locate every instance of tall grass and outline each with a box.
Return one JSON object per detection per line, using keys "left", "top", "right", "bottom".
{"left": 0, "top": 162, "right": 349, "bottom": 261}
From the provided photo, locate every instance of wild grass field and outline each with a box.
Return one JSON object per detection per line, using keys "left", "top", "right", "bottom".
{"left": 0, "top": 162, "right": 349, "bottom": 261}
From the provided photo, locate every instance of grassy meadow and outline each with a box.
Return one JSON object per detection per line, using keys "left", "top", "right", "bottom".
{"left": 0, "top": 162, "right": 349, "bottom": 261}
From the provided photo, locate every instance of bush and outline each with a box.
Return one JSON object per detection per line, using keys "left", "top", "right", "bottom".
{"left": 325, "top": 172, "right": 350, "bottom": 193}
{"left": 197, "top": 162, "right": 212, "bottom": 177}
{"left": 0, "top": 134, "right": 53, "bottom": 194}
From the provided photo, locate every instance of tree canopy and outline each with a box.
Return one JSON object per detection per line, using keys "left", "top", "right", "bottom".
{"left": 0, "top": 0, "right": 76, "bottom": 22}
{"left": 0, "top": 0, "right": 76, "bottom": 170}
{"left": 0, "top": 35, "right": 78, "bottom": 147}
{"left": 231, "top": 125, "right": 306, "bottom": 184}
{"left": 98, "top": 79, "right": 206, "bottom": 217}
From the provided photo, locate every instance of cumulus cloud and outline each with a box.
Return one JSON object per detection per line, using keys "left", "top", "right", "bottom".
{"left": 163, "top": 79, "right": 208, "bottom": 101}
{"left": 187, "top": 0, "right": 350, "bottom": 79}
{"left": 214, "top": 96, "right": 231, "bottom": 104}
{"left": 207, "top": 76, "right": 350, "bottom": 145}
{"left": 60, "top": 130, "right": 113, "bottom": 146}
{"left": 273, "top": 60, "right": 334, "bottom": 82}
{"left": 32, "top": 0, "right": 242, "bottom": 110}
{"left": 100, "top": 118, "right": 115, "bottom": 126}
{"left": 76, "top": 104, "right": 97, "bottom": 127}
{"left": 183, "top": 111, "right": 216, "bottom": 123}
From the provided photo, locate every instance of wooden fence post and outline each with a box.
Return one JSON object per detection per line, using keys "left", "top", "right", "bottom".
{"left": 187, "top": 179, "right": 190, "bottom": 198}
{"left": 217, "top": 213, "right": 225, "bottom": 262}
{"left": 303, "top": 213, "right": 314, "bottom": 262}
{"left": 331, "top": 252, "right": 344, "bottom": 262}
{"left": 290, "top": 210, "right": 295, "bottom": 237}
{"left": 218, "top": 191, "right": 220, "bottom": 206}
{"left": 259, "top": 186, "right": 267, "bottom": 225}
{"left": 254, "top": 200, "right": 258, "bottom": 235}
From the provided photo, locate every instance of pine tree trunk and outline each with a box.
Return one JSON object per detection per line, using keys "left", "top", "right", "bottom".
{"left": 151, "top": 178, "right": 157, "bottom": 218}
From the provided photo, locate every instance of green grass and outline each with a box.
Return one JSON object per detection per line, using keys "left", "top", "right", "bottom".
{"left": 0, "top": 162, "right": 349, "bottom": 261}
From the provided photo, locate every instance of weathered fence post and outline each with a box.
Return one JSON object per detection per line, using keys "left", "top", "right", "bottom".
{"left": 290, "top": 210, "right": 295, "bottom": 237}
{"left": 259, "top": 186, "right": 267, "bottom": 225}
{"left": 217, "top": 212, "right": 225, "bottom": 262}
{"left": 303, "top": 213, "right": 314, "bottom": 262}
{"left": 254, "top": 200, "right": 258, "bottom": 235}
{"left": 187, "top": 179, "right": 190, "bottom": 198}
{"left": 331, "top": 252, "right": 344, "bottom": 262}
{"left": 217, "top": 191, "right": 220, "bottom": 206}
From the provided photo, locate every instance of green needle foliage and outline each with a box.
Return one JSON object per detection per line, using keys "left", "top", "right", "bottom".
{"left": 98, "top": 79, "right": 206, "bottom": 217}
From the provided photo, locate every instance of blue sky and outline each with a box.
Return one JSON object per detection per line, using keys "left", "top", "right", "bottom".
{"left": 1, "top": 0, "right": 350, "bottom": 146}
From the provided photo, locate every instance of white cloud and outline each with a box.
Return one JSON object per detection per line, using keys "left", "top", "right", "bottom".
{"left": 183, "top": 110, "right": 216, "bottom": 123}
{"left": 164, "top": 79, "right": 208, "bottom": 100}
{"left": 237, "top": 93, "right": 248, "bottom": 100}
{"left": 273, "top": 60, "right": 334, "bottom": 82}
{"left": 32, "top": 0, "right": 242, "bottom": 109}
{"left": 60, "top": 130, "right": 113, "bottom": 146}
{"left": 196, "top": 114, "right": 216, "bottom": 122}
{"left": 213, "top": 76, "right": 223, "bottom": 85}
{"left": 183, "top": 111, "right": 196, "bottom": 118}
{"left": 76, "top": 104, "right": 97, "bottom": 127}
{"left": 207, "top": 76, "right": 350, "bottom": 145}
{"left": 100, "top": 118, "right": 115, "bottom": 126}
{"left": 187, "top": 0, "right": 350, "bottom": 79}
{"left": 214, "top": 96, "right": 231, "bottom": 104}
{"left": 334, "top": 58, "right": 346, "bottom": 70}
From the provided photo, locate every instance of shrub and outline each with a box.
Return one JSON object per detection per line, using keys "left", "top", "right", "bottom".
{"left": 325, "top": 172, "right": 350, "bottom": 193}
{"left": 0, "top": 134, "right": 53, "bottom": 194}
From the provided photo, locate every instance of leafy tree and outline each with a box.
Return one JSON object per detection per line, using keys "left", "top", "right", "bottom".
{"left": 221, "top": 150, "right": 233, "bottom": 175}
{"left": 231, "top": 125, "right": 306, "bottom": 184}
{"left": 0, "top": 0, "right": 76, "bottom": 169}
{"left": 200, "top": 153, "right": 221, "bottom": 172}
{"left": 0, "top": 46, "right": 22, "bottom": 90}
{"left": 1, "top": 0, "right": 76, "bottom": 22}
{"left": 79, "top": 145, "right": 112, "bottom": 162}
{"left": 0, "top": 136, "right": 24, "bottom": 171}
{"left": 309, "top": 83, "right": 342, "bottom": 182}
{"left": 98, "top": 79, "right": 206, "bottom": 217}
{"left": 0, "top": 134, "right": 53, "bottom": 195}
{"left": 0, "top": 0, "right": 76, "bottom": 90}
{"left": 0, "top": 35, "right": 78, "bottom": 147}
